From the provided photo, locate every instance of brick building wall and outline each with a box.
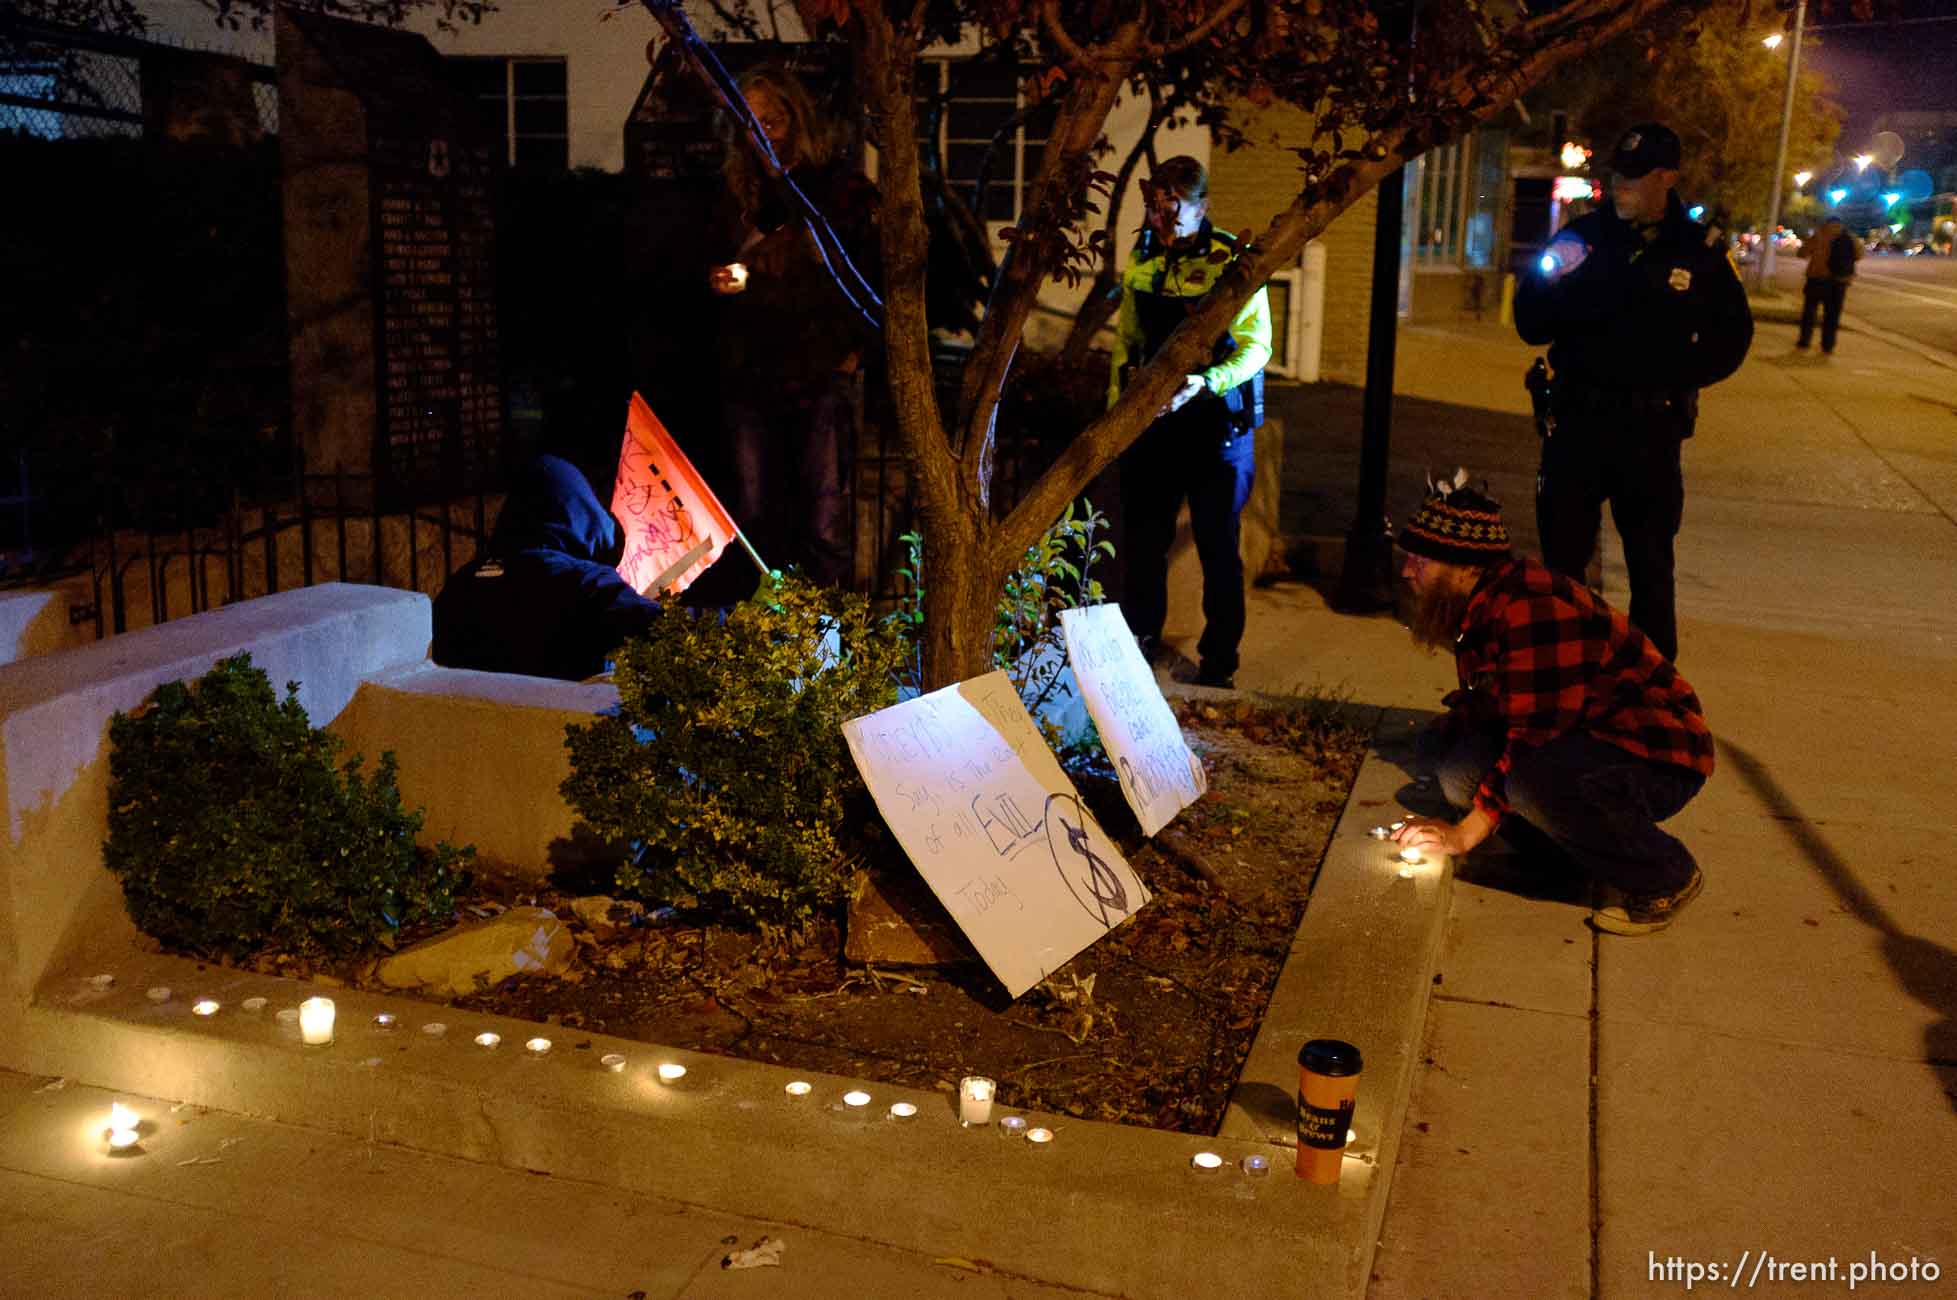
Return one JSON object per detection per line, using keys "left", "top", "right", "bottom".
{"left": 1207, "top": 101, "right": 1379, "bottom": 387}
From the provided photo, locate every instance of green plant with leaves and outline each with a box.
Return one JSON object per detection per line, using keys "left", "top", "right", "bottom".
{"left": 561, "top": 575, "right": 906, "bottom": 930}
{"left": 103, "top": 654, "right": 472, "bottom": 960}
{"left": 893, "top": 499, "right": 1114, "bottom": 738}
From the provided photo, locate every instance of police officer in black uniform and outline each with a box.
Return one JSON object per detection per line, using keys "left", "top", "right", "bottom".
{"left": 1109, "top": 156, "right": 1272, "bottom": 689}
{"left": 1515, "top": 122, "right": 1752, "bottom": 663}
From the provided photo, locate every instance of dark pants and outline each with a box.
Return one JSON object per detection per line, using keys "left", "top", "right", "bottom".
{"left": 1119, "top": 407, "right": 1256, "bottom": 677}
{"left": 1797, "top": 278, "right": 1848, "bottom": 353}
{"left": 1537, "top": 385, "right": 1690, "bottom": 662}
{"left": 722, "top": 375, "right": 853, "bottom": 588}
{"left": 1427, "top": 723, "right": 1704, "bottom": 896}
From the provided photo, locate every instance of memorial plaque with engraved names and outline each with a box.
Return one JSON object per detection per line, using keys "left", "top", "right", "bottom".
{"left": 277, "top": 10, "right": 504, "bottom": 504}
{"left": 370, "top": 129, "right": 501, "bottom": 495}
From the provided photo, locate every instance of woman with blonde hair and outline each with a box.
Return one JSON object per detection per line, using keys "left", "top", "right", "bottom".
{"left": 702, "top": 63, "right": 878, "bottom": 592}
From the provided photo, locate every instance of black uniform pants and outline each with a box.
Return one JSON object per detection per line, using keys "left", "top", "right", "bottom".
{"left": 1119, "top": 406, "right": 1256, "bottom": 676}
{"left": 1423, "top": 722, "right": 1704, "bottom": 897}
{"left": 1797, "top": 278, "right": 1848, "bottom": 353}
{"left": 1537, "top": 385, "right": 1690, "bottom": 662}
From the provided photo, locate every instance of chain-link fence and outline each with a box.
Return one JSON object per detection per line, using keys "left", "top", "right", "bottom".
{"left": 0, "top": 16, "right": 275, "bottom": 141}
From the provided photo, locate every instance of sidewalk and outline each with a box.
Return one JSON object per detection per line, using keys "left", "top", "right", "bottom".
{"left": 1204, "top": 312, "right": 1957, "bottom": 1297}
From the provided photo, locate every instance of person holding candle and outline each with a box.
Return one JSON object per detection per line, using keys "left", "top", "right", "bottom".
{"left": 1390, "top": 473, "right": 1714, "bottom": 935}
{"left": 693, "top": 63, "right": 880, "bottom": 600}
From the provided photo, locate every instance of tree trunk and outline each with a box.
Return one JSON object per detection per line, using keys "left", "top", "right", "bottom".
{"left": 917, "top": 516, "right": 1005, "bottom": 689}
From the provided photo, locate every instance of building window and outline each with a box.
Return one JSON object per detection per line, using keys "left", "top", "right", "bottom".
{"left": 1412, "top": 130, "right": 1506, "bottom": 271}
{"left": 915, "top": 59, "right": 1050, "bottom": 225}
{"left": 451, "top": 56, "right": 568, "bottom": 171}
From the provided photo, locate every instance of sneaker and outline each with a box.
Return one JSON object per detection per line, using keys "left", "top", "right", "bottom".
{"left": 1195, "top": 664, "right": 1236, "bottom": 690}
{"left": 1590, "top": 866, "right": 1704, "bottom": 935}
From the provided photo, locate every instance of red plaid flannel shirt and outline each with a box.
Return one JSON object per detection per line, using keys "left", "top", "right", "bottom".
{"left": 1454, "top": 556, "right": 1714, "bottom": 821}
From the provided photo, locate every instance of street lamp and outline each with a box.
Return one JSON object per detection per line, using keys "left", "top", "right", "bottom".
{"left": 1757, "top": 0, "right": 1806, "bottom": 290}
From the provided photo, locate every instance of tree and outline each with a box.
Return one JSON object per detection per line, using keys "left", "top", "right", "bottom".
{"left": 738, "top": 0, "right": 1725, "bottom": 692}
{"left": 1543, "top": 1, "right": 1842, "bottom": 228}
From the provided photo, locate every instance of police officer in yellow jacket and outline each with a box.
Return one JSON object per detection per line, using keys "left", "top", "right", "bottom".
{"left": 1110, "top": 156, "right": 1272, "bottom": 689}
{"left": 1515, "top": 123, "right": 1752, "bottom": 664}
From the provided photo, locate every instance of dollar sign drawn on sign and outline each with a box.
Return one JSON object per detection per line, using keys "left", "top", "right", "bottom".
{"left": 1044, "top": 792, "right": 1128, "bottom": 928}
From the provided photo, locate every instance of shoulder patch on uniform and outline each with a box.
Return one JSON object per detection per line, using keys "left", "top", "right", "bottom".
{"left": 1668, "top": 267, "right": 1692, "bottom": 291}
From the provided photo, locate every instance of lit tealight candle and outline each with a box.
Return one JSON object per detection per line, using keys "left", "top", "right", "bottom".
{"left": 1025, "top": 1127, "right": 1054, "bottom": 1146}
{"left": 1398, "top": 846, "right": 1423, "bottom": 865}
{"left": 657, "top": 1062, "right": 687, "bottom": 1083}
{"left": 997, "top": 1115, "right": 1028, "bottom": 1138}
{"left": 727, "top": 261, "right": 749, "bottom": 289}
{"left": 600, "top": 1053, "right": 627, "bottom": 1073}
{"left": 372, "top": 1013, "right": 397, "bottom": 1030}
{"left": 784, "top": 1080, "right": 813, "bottom": 1098}
{"left": 842, "top": 1089, "right": 871, "bottom": 1109}
{"left": 1368, "top": 826, "right": 1390, "bottom": 839}
{"left": 192, "top": 999, "right": 219, "bottom": 1017}
{"left": 958, "top": 1076, "right": 995, "bottom": 1127}
{"left": 888, "top": 1101, "right": 918, "bottom": 1120}
{"left": 299, "top": 996, "right": 336, "bottom": 1046}
{"left": 474, "top": 1031, "right": 501, "bottom": 1049}
{"left": 1241, "top": 1153, "right": 1271, "bottom": 1177}
{"left": 106, "top": 1102, "right": 141, "bottom": 1153}
{"left": 1191, "top": 1151, "right": 1224, "bottom": 1171}
{"left": 525, "top": 1037, "right": 552, "bottom": 1056}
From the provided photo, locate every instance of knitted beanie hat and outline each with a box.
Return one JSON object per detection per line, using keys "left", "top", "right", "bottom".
{"left": 1395, "top": 469, "right": 1512, "bottom": 566}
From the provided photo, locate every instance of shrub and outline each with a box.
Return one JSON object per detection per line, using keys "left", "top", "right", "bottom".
{"left": 104, "top": 654, "right": 472, "bottom": 960}
{"left": 561, "top": 575, "right": 907, "bottom": 929}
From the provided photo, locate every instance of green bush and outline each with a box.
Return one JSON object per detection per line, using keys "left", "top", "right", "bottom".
{"left": 561, "top": 575, "right": 906, "bottom": 928}
{"left": 104, "top": 654, "right": 472, "bottom": 960}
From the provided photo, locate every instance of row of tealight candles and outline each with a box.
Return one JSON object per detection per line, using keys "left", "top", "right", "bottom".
{"left": 115, "top": 982, "right": 1283, "bottom": 1175}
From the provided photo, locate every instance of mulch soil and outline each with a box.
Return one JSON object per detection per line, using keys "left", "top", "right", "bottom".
{"left": 423, "top": 700, "right": 1371, "bottom": 1136}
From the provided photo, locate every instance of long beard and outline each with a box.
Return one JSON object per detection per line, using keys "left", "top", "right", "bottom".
{"left": 1402, "top": 581, "right": 1473, "bottom": 653}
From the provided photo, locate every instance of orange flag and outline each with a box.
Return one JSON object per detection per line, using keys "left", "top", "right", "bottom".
{"left": 611, "top": 392, "right": 739, "bottom": 597}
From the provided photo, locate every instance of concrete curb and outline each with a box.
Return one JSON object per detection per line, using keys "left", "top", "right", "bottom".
{"left": 18, "top": 715, "right": 1448, "bottom": 1300}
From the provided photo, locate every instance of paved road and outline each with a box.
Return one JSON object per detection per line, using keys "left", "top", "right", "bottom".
{"left": 1771, "top": 252, "right": 1957, "bottom": 358}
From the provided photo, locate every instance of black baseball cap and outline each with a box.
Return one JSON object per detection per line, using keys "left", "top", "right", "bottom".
{"left": 1608, "top": 123, "right": 1681, "bottom": 179}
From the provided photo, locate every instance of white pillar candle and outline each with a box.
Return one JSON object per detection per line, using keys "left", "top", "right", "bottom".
{"left": 959, "top": 1076, "right": 995, "bottom": 1126}
{"left": 298, "top": 997, "right": 335, "bottom": 1046}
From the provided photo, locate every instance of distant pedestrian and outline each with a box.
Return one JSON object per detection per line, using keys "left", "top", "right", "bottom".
{"left": 1391, "top": 474, "right": 1714, "bottom": 935}
{"left": 1109, "top": 155, "right": 1271, "bottom": 690}
{"left": 1514, "top": 122, "right": 1753, "bottom": 663}
{"left": 1796, "top": 216, "right": 1860, "bottom": 355}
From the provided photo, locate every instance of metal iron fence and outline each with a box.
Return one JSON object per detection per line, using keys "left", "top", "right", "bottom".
{"left": 0, "top": 16, "right": 276, "bottom": 141}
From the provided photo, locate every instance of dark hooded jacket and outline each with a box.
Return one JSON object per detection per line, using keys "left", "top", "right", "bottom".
{"left": 432, "top": 456, "right": 664, "bottom": 681}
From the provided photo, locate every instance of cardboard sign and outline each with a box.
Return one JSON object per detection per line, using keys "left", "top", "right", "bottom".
{"left": 1060, "top": 605, "right": 1208, "bottom": 837}
{"left": 843, "top": 671, "right": 1150, "bottom": 999}
{"left": 611, "top": 392, "right": 738, "bottom": 597}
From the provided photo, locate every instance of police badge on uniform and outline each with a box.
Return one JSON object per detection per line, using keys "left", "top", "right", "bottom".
{"left": 1668, "top": 267, "right": 1692, "bottom": 291}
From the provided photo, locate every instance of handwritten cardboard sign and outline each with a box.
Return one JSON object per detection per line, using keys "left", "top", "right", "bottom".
{"left": 1060, "top": 605, "right": 1208, "bottom": 837}
{"left": 843, "top": 670, "right": 1150, "bottom": 999}
{"left": 611, "top": 392, "right": 737, "bottom": 597}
